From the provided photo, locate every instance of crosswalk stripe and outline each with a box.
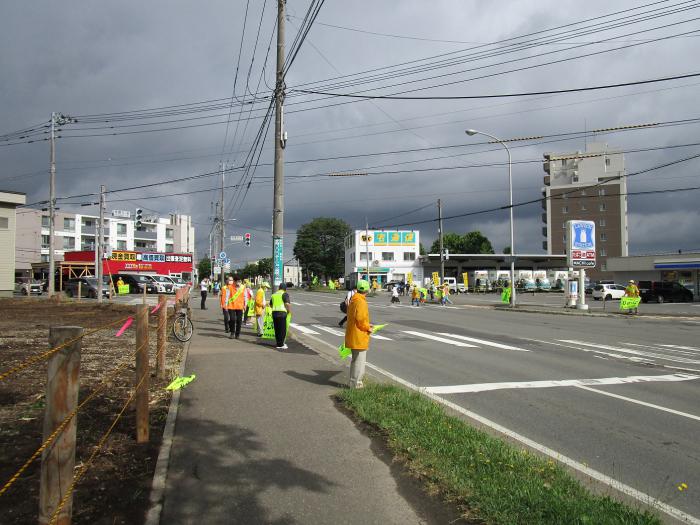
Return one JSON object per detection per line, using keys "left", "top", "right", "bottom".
{"left": 660, "top": 344, "right": 700, "bottom": 351}
{"left": 289, "top": 323, "right": 320, "bottom": 335}
{"left": 291, "top": 302, "right": 304, "bottom": 306}
{"left": 402, "top": 330, "right": 478, "bottom": 347}
{"left": 559, "top": 340, "right": 700, "bottom": 365}
{"left": 312, "top": 324, "right": 345, "bottom": 337}
{"left": 437, "top": 333, "right": 529, "bottom": 352}
{"left": 371, "top": 334, "right": 392, "bottom": 341}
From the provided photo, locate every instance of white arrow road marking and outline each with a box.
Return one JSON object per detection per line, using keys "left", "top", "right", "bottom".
{"left": 402, "top": 331, "right": 478, "bottom": 347}
{"left": 289, "top": 323, "right": 320, "bottom": 335}
{"left": 312, "top": 325, "right": 346, "bottom": 337}
{"left": 437, "top": 333, "right": 529, "bottom": 352}
{"left": 425, "top": 373, "right": 700, "bottom": 394}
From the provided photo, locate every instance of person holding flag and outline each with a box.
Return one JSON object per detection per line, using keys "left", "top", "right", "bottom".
{"left": 344, "top": 279, "right": 373, "bottom": 389}
{"left": 221, "top": 275, "right": 234, "bottom": 333}
{"left": 226, "top": 275, "right": 246, "bottom": 339}
{"left": 624, "top": 279, "right": 641, "bottom": 315}
{"left": 255, "top": 282, "right": 270, "bottom": 336}
{"left": 270, "top": 283, "right": 292, "bottom": 350}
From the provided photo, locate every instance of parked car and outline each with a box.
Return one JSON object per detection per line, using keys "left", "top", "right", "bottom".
{"left": 535, "top": 278, "right": 551, "bottom": 290}
{"left": 592, "top": 283, "right": 627, "bottom": 301}
{"left": 14, "top": 277, "right": 43, "bottom": 295}
{"left": 65, "top": 277, "right": 110, "bottom": 299}
{"left": 639, "top": 281, "right": 694, "bottom": 303}
{"left": 285, "top": 282, "right": 295, "bottom": 288}
{"left": 166, "top": 276, "right": 189, "bottom": 291}
{"left": 148, "top": 275, "right": 174, "bottom": 294}
{"left": 113, "top": 273, "right": 158, "bottom": 294}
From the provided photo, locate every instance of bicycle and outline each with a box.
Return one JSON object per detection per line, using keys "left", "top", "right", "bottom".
{"left": 172, "top": 299, "right": 194, "bottom": 342}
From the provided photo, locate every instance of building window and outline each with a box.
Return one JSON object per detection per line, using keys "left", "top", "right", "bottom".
{"left": 599, "top": 188, "right": 606, "bottom": 196}
{"left": 350, "top": 253, "right": 355, "bottom": 262}
{"left": 166, "top": 228, "right": 174, "bottom": 240}
{"left": 165, "top": 243, "right": 174, "bottom": 252}
{"left": 62, "top": 237, "right": 75, "bottom": 250}
{"left": 599, "top": 219, "right": 606, "bottom": 227}
{"left": 117, "top": 240, "right": 127, "bottom": 250}
{"left": 382, "top": 252, "right": 394, "bottom": 261}
{"left": 562, "top": 205, "right": 568, "bottom": 214}
{"left": 0, "top": 217, "right": 7, "bottom": 230}
{"left": 41, "top": 235, "right": 50, "bottom": 249}
{"left": 600, "top": 232, "right": 607, "bottom": 242}
{"left": 117, "top": 223, "right": 127, "bottom": 235}
{"left": 403, "top": 252, "right": 416, "bottom": 261}
{"left": 81, "top": 218, "right": 94, "bottom": 229}
{"left": 605, "top": 157, "right": 611, "bottom": 167}
{"left": 359, "top": 252, "right": 372, "bottom": 261}
{"left": 600, "top": 248, "right": 607, "bottom": 257}
{"left": 41, "top": 254, "right": 50, "bottom": 263}
{"left": 63, "top": 218, "right": 75, "bottom": 232}
{"left": 599, "top": 203, "right": 607, "bottom": 212}
{"left": 41, "top": 216, "right": 50, "bottom": 228}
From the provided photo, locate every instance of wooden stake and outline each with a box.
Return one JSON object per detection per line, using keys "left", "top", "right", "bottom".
{"left": 135, "top": 304, "right": 149, "bottom": 443}
{"left": 77, "top": 280, "right": 81, "bottom": 302}
{"left": 39, "top": 326, "right": 82, "bottom": 525}
{"left": 156, "top": 294, "right": 167, "bottom": 379}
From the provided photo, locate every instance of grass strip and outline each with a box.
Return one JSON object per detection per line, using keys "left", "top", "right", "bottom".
{"left": 337, "top": 383, "right": 660, "bottom": 525}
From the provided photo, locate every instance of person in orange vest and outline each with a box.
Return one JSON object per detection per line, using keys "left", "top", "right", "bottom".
{"left": 223, "top": 275, "right": 246, "bottom": 339}
{"left": 344, "top": 279, "right": 373, "bottom": 389}
{"left": 220, "top": 275, "right": 234, "bottom": 333}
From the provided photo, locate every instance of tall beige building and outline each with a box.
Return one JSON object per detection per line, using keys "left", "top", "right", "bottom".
{"left": 542, "top": 142, "right": 628, "bottom": 279}
{"left": 1, "top": 191, "right": 26, "bottom": 296}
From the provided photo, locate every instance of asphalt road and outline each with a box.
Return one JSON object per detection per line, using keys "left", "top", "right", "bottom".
{"left": 288, "top": 290, "right": 700, "bottom": 522}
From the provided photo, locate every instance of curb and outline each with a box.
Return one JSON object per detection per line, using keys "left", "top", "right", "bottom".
{"left": 144, "top": 334, "right": 192, "bottom": 525}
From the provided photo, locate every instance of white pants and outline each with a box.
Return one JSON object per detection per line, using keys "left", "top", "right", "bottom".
{"left": 350, "top": 350, "right": 367, "bottom": 388}
{"left": 256, "top": 314, "right": 264, "bottom": 335}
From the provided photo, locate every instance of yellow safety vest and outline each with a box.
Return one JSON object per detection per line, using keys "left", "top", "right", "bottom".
{"left": 270, "top": 290, "right": 287, "bottom": 312}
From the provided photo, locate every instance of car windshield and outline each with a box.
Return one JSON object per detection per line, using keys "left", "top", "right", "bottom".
{"left": 152, "top": 276, "right": 170, "bottom": 283}
{"left": 594, "top": 285, "right": 604, "bottom": 290}
{"left": 171, "top": 277, "right": 185, "bottom": 284}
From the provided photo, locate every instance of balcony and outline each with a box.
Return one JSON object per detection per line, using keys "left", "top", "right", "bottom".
{"left": 134, "top": 230, "right": 157, "bottom": 240}
{"left": 542, "top": 241, "right": 548, "bottom": 250}
{"left": 541, "top": 199, "right": 547, "bottom": 210}
{"left": 543, "top": 175, "right": 550, "bottom": 186}
{"left": 542, "top": 226, "right": 547, "bottom": 237}
{"left": 541, "top": 213, "right": 547, "bottom": 223}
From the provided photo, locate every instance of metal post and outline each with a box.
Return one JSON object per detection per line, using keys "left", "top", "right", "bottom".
{"left": 48, "top": 113, "right": 56, "bottom": 298}
{"left": 438, "top": 199, "right": 444, "bottom": 284}
{"left": 97, "top": 184, "right": 105, "bottom": 303}
{"left": 39, "top": 326, "right": 82, "bottom": 525}
{"left": 577, "top": 268, "right": 589, "bottom": 310}
{"left": 135, "top": 304, "right": 149, "bottom": 443}
{"left": 365, "top": 218, "right": 370, "bottom": 282}
{"left": 272, "top": 0, "right": 285, "bottom": 291}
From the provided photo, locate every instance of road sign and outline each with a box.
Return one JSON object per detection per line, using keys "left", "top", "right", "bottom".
{"left": 219, "top": 251, "right": 227, "bottom": 260}
{"left": 224, "top": 258, "right": 231, "bottom": 264}
{"left": 230, "top": 235, "right": 243, "bottom": 242}
{"left": 213, "top": 266, "right": 221, "bottom": 275}
{"left": 567, "top": 220, "right": 596, "bottom": 268}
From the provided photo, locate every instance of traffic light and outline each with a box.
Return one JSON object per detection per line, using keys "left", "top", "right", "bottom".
{"left": 244, "top": 232, "right": 251, "bottom": 247}
{"left": 135, "top": 208, "right": 143, "bottom": 228}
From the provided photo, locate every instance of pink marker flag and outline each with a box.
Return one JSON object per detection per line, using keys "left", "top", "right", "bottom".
{"left": 150, "top": 303, "right": 162, "bottom": 315}
{"left": 115, "top": 317, "right": 134, "bottom": 337}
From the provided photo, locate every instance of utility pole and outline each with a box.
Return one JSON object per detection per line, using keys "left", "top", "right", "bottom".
{"left": 219, "top": 161, "right": 225, "bottom": 288}
{"left": 438, "top": 199, "right": 444, "bottom": 284}
{"left": 365, "top": 217, "right": 370, "bottom": 282}
{"left": 97, "top": 185, "right": 105, "bottom": 303}
{"left": 272, "top": 0, "right": 286, "bottom": 291}
{"left": 48, "top": 113, "right": 57, "bottom": 297}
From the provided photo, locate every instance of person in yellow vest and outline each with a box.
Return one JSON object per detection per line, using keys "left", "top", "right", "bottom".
{"left": 345, "top": 279, "right": 373, "bottom": 389}
{"left": 227, "top": 275, "right": 246, "bottom": 339}
{"left": 255, "top": 282, "right": 270, "bottom": 336}
{"left": 220, "top": 275, "right": 234, "bottom": 333}
{"left": 270, "top": 283, "right": 291, "bottom": 349}
{"left": 624, "top": 279, "right": 640, "bottom": 315}
{"left": 116, "top": 277, "right": 124, "bottom": 288}
{"left": 411, "top": 284, "right": 420, "bottom": 307}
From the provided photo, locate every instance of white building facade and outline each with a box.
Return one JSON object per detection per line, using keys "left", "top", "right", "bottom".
{"left": 344, "top": 230, "right": 423, "bottom": 286}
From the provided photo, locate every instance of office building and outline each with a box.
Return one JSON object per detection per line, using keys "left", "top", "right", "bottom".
{"left": 542, "top": 142, "right": 628, "bottom": 278}
{"left": 344, "top": 230, "right": 422, "bottom": 285}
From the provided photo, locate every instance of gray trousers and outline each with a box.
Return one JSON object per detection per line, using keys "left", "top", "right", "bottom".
{"left": 256, "top": 314, "right": 264, "bottom": 335}
{"left": 349, "top": 350, "right": 367, "bottom": 388}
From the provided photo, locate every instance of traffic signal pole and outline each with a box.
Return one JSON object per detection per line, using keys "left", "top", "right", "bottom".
{"left": 48, "top": 113, "right": 56, "bottom": 297}
{"left": 271, "top": 0, "right": 285, "bottom": 291}
{"left": 220, "top": 161, "right": 225, "bottom": 288}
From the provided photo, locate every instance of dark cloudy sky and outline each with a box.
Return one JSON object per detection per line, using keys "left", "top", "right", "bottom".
{"left": 2, "top": 0, "right": 699, "bottom": 264}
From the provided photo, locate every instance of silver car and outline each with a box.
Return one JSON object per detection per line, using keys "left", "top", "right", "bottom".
{"left": 15, "top": 278, "right": 43, "bottom": 295}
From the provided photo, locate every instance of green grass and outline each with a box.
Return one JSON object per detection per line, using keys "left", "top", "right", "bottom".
{"left": 337, "top": 384, "right": 660, "bottom": 525}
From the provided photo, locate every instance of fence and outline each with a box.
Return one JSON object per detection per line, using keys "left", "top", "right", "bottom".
{"left": 0, "top": 287, "right": 191, "bottom": 524}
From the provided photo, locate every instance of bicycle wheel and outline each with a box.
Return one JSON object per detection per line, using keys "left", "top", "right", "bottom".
{"left": 172, "top": 315, "right": 194, "bottom": 342}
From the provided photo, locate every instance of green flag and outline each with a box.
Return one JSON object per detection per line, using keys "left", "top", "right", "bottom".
{"left": 166, "top": 374, "right": 196, "bottom": 391}
{"left": 372, "top": 324, "right": 387, "bottom": 333}
{"left": 338, "top": 343, "right": 351, "bottom": 360}
{"left": 501, "top": 287, "right": 512, "bottom": 304}
{"left": 620, "top": 297, "right": 641, "bottom": 310}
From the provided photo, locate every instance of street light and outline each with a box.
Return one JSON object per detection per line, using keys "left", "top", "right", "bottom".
{"left": 465, "top": 129, "right": 516, "bottom": 308}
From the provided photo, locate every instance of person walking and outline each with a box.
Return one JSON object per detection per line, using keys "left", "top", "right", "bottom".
{"left": 411, "top": 284, "right": 420, "bottom": 306}
{"left": 441, "top": 281, "right": 452, "bottom": 306}
{"left": 624, "top": 279, "right": 640, "bottom": 315}
{"left": 270, "top": 283, "right": 291, "bottom": 350}
{"left": 227, "top": 275, "right": 245, "bottom": 339}
{"left": 391, "top": 285, "right": 400, "bottom": 304}
{"left": 213, "top": 280, "right": 220, "bottom": 296}
{"left": 220, "top": 275, "right": 234, "bottom": 333}
{"left": 199, "top": 276, "right": 211, "bottom": 309}
{"left": 339, "top": 284, "right": 357, "bottom": 327}
{"left": 255, "top": 281, "right": 270, "bottom": 336}
{"left": 344, "top": 279, "right": 373, "bottom": 389}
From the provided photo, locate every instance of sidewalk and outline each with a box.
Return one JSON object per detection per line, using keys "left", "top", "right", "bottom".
{"left": 158, "top": 304, "right": 445, "bottom": 524}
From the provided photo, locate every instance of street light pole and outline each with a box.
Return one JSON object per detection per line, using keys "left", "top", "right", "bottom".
{"left": 465, "top": 129, "right": 515, "bottom": 308}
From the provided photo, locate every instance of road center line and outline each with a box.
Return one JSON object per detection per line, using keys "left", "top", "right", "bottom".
{"left": 402, "top": 331, "right": 478, "bottom": 347}
{"left": 424, "top": 373, "right": 699, "bottom": 394}
{"left": 437, "top": 333, "right": 529, "bottom": 352}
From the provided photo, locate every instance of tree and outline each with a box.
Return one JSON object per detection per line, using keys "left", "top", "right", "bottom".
{"left": 257, "top": 257, "right": 273, "bottom": 278}
{"left": 429, "top": 231, "right": 495, "bottom": 254}
{"left": 419, "top": 242, "right": 426, "bottom": 256}
{"left": 503, "top": 246, "right": 511, "bottom": 254}
{"left": 294, "top": 217, "right": 352, "bottom": 279}
{"left": 240, "top": 263, "right": 258, "bottom": 279}
{"left": 198, "top": 257, "right": 211, "bottom": 278}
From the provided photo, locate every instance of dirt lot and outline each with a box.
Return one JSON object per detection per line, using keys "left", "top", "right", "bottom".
{"left": 0, "top": 298, "right": 185, "bottom": 524}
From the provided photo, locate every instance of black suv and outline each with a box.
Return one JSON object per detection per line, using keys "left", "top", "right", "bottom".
{"left": 113, "top": 274, "right": 158, "bottom": 294}
{"left": 639, "top": 281, "right": 694, "bottom": 303}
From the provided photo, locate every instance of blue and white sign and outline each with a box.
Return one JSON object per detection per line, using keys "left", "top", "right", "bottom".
{"left": 566, "top": 220, "right": 596, "bottom": 268}
{"left": 219, "top": 251, "right": 227, "bottom": 260}
{"left": 273, "top": 237, "right": 283, "bottom": 287}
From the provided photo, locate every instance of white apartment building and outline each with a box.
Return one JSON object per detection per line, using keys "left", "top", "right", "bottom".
{"left": 15, "top": 208, "right": 195, "bottom": 274}
{"left": 344, "top": 230, "right": 423, "bottom": 286}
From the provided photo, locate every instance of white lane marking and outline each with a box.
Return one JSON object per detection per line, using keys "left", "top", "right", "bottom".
{"left": 289, "top": 323, "right": 320, "bottom": 335}
{"left": 660, "top": 344, "right": 700, "bottom": 351}
{"left": 291, "top": 302, "right": 304, "bottom": 306}
{"left": 402, "top": 331, "right": 478, "bottom": 347}
{"left": 312, "top": 324, "right": 346, "bottom": 337}
{"left": 425, "top": 373, "right": 700, "bottom": 394}
{"left": 360, "top": 361, "right": 700, "bottom": 525}
{"left": 293, "top": 329, "right": 699, "bottom": 524}
{"left": 437, "top": 333, "right": 529, "bottom": 352}
{"left": 559, "top": 340, "right": 700, "bottom": 365}
{"left": 575, "top": 385, "right": 700, "bottom": 422}
{"left": 521, "top": 337, "right": 652, "bottom": 363}
{"left": 621, "top": 342, "right": 698, "bottom": 357}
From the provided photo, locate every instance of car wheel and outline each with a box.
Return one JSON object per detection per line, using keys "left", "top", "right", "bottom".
{"left": 593, "top": 297, "right": 600, "bottom": 301}
{"left": 22, "top": 288, "right": 28, "bottom": 296}
{"left": 66, "top": 289, "right": 73, "bottom": 297}
{"left": 88, "top": 290, "right": 96, "bottom": 299}
{"left": 657, "top": 295, "right": 664, "bottom": 304}
{"left": 605, "top": 294, "right": 612, "bottom": 301}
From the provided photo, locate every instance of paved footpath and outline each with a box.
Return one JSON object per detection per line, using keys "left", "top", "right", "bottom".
{"left": 159, "top": 304, "right": 444, "bottom": 525}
